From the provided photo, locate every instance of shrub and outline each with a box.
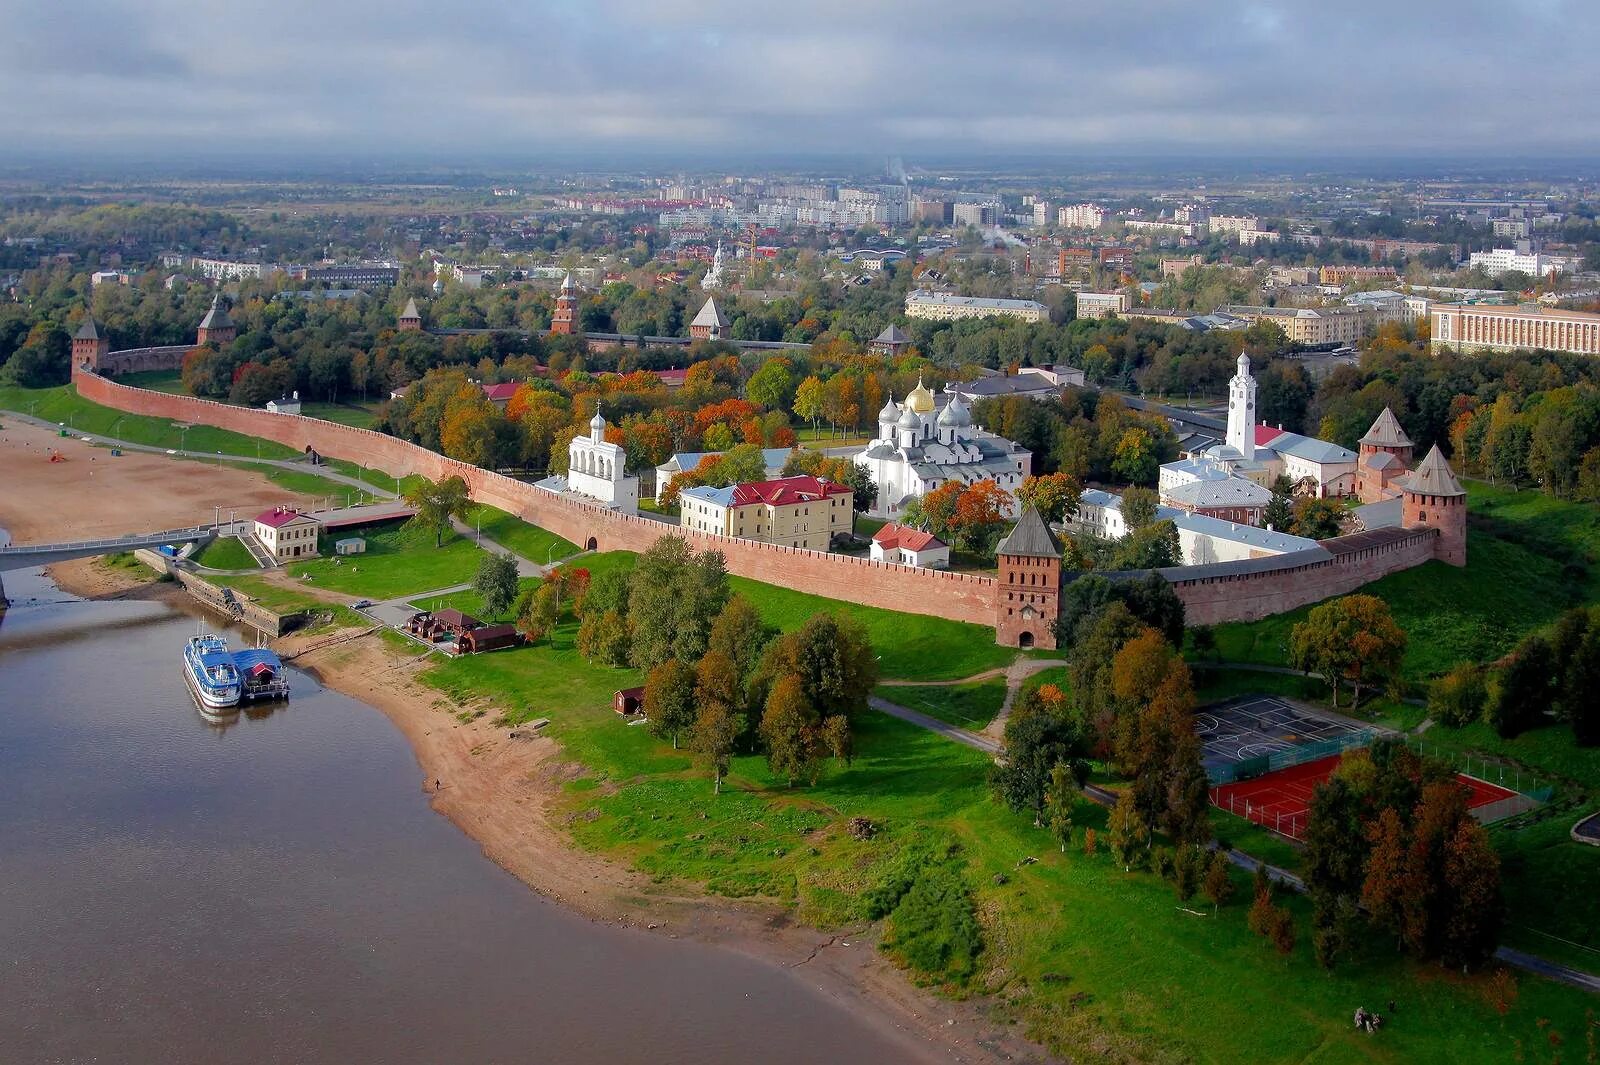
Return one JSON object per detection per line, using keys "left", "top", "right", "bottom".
{"left": 1428, "top": 663, "right": 1488, "bottom": 728}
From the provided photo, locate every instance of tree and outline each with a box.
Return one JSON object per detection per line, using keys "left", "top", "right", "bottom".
{"left": 1567, "top": 627, "right": 1600, "bottom": 746}
{"left": 1107, "top": 790, "right": 1150, "bottom": 872}
{"left": 644, "top": 659, "right": 697, "bottom": 749}
{"left": 759, "top": 673, "right": 822, "bottom": 786}
{"left": 474, "top": 551, "right": 520, "bottom": 619}
{"left": 793, "top": 375, "right": 825, "bottom": 436}
{"left": 707, "top": 594, "right": 771, "bottom": 686}
{"left": 1270, "top": 908, "right": 1297, "bottom": 957}
{"left": 1044, "top": 761, "right": 1081, "bottom": 852}
{"left": 403, "top": 475, "right": 473, "bottom": 547}
{"left": 1262, "top": 488, "right": 1294, "bottom": 533}
{"left": 1111, "top": 520, "right": 1181, "bottom": 570}
{"left": 627, "top": 536, "right": 730, "bottom": 671}
{"left": 1290, "top": 497, "right": 1345, "bottom": 540}
{"left": 1361, "top": 806, "right": 1408, "bottom": 948}
{"left": 1120, "top": 486, "right": 1159, "bottom": 530}
{"left": 1016, "top": 472, "right": 1083, "bottom": 525}
{"left": 756, "top": 613, "right": 878, "bottom": 721}
{"left": 1485, "top": 635, "right": 1556, "bottom": 738}
{"left": 821, "top": 714, "right": 853, "bottom": 765}
{"left": 1428, "top": 663, "right": 1489, "bottom": 728}
{"left": 693, "top": 651, "right": 744, "bottom": 793}
{"left": 993, "top": 710, "right": 1090, "bottom": 824}
{"left": 1112, "top": 426, "right": 1159, "bottom": 485}
{"left": 746, "top": 359, "right": 793, "bottom": 411}
{"left": 1290, "top": 595, "right": 1407, "bottom": 707}
{"left": 1441, "top": 819, "right": 1505, "bottom": 971}
{"left": 576, "top": 608, "right": 629, "bottom": 666}
{"left": 1203, "top": 851, "right": 1235, "bottom": 913}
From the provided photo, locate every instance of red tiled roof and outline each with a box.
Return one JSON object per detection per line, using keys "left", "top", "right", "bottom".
{"left": 481, "top": 382, "right": 520, "bottom": 402}
{"left": 1254, "top": 424, "right": 1287, "bottom": 447}
{"left": 730, "top": 475, "right": 852, "bottom": 507}
{"left": 873, "top": 523, "right": 945, "bottom": 551}
{"left": 654, "top": 368, "right": 689, "bottom": 385}
{"left": 254, "top": 507, "right": 313, "bottom": 529}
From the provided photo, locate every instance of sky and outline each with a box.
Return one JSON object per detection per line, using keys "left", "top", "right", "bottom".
{"left": 5, "top": 0, "right": 1599, "bottom": 161}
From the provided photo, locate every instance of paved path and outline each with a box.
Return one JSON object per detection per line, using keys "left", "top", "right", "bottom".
{"left": 1575, "top": 810, "right": 1600, "bottom": 847}
{"left": 875, "top": 656, "right": 1070, "bottom": 741}
{"left": 869, "top": 695, "right": 1000, "bottom": 756}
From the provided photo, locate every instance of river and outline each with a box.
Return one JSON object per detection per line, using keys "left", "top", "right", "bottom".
{"left": 0, "top": 563, "right": 920, "bottom": 1064}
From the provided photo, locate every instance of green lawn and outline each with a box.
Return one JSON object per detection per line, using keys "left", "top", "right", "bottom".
{"left": 1206, "top": 481, "right": 1600, "bottom": 684}
{"left": 466, "top": 504, "right": 579, "bottom": 565}
{"left": 580, "top": 550, "right": 1015, "bottom": 682}
{"left": 286, "top": 523, "right": 485, "bottom": 599}
{"left": 214, "top": 573, "right": 324, "bottom": 615}
{"left": 0, "top": 383, "right": 301, "bottom": 459}
{"left": 193, "top": 536, "right": 258, "bottom": 571}
{"left": 297, "top": 400, "right": 381, "bottom": 429}
{"left": 113, "top": 369, "right": 185, "bottom": 394}
{"left": 879, "top": 680, "right": 1007, "bottom": 730}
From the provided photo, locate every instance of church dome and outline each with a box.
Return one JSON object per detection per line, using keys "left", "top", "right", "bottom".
{"left": 906, "top": 377, "right": 935, "bottom": 413}
{"left": 1236, "top": 352, "right": 1252, "bottom": 376}
{"left": 938, "top": 396, "right": 971, "bottom": 427}
{"left": 878, "top": 397, "right": 900, "bottom": 422}
{"left": 897, "top": 405, "right": 921, "bottom": 430}
{"left": 590, "top": 406, "right": 606, "bottom": 433}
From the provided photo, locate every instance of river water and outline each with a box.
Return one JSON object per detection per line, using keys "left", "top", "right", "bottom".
{"left": 0, "top": 564, "right": 917, "bottom": 1064}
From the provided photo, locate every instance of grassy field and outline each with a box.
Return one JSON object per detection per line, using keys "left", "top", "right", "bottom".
{"left": 879, "top": 680, "right": 1007, "bottom": 730}
{"left": 296, "top": 400, "right": 381, "bottom": 429}
{"left": 0, "top": 383, "right": 302, "bottom": 460}
{"left": 215, "top": 573, "right": 326, "bottom": 615}
{"left": 411, "top": 576, "right": 541, "bottom": 623}
{"left": 467, "top": 504, "right": 579, "bottom": 565}
{"left": 1206, "top": 481, "right": 1600, "bottom": 684}
{"left": 286, "top": 523, "right": 485, "bottom": 599}
{"left": 113, "top": 369, "right": 185, "bottom": 394}
{"left": 580, "top": 550, "right": 1015, "bottom": 682}
{"left": 401, "top": 605, "right": 1597, "bottom": 1063}
{"left": 192, "top": 536, "right": 258, "bottom": 571}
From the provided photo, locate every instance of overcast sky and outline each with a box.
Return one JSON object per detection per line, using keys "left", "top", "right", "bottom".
{"left": 5, "top": 0, "right": 1598, "bottom": 160}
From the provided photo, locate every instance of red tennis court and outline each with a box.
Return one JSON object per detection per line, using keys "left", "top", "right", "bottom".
{"left": 1210, "top": 754, "right": 1521, "bottom": 840}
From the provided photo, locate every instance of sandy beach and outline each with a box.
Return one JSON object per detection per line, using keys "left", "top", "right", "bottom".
{"left": 0, "top": 426, "right": 1047, "bottom": 1063}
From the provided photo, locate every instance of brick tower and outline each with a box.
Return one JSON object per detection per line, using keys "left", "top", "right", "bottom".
{"left": 995, "top": 504, "right": 1062, "bottom": 649}
{"left": 398, "top": 297, "right": 423, "bottom": 332}
{"left": 551, "top": 272, "right": 579, "bottom": 336}
{"left": 72, "top": 316, "right": 109, "bottom": 371}
{"left": 196, "top": 293, "right": 237, "bottom": 347}
{"left": 1401, "top": 444, "right": 1467, "bottom": 567}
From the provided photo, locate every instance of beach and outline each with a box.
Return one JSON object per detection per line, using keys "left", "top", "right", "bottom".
{"left": 0, "top": 429, "right": 1046, "bottom": 1064}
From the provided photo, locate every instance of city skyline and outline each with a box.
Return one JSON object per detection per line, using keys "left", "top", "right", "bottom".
{"left": 7, "top": 0, "right": 1600, "bottom": 158}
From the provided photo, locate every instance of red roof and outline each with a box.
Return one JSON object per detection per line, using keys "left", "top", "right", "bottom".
{"left": 654, "top": 368, "right": 689, "bottom": 385}
{"left": 1254, "top": 424, "right": 1287, "bottom": 447}
{"left": 873, "top": 523, "right": 945, "bottom": 552}
{"left": 481, "top": 382, "right": 520, "bottom": 402}
{"left": 254, "top": 507, "right": 313, "bottom": 529}
{"left": 731, "top": 475, "right": 852, "bottom": 507}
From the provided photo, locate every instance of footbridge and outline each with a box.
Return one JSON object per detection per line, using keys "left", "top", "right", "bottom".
{"left": 0, "top": 524, "right": 216, "bottom": 572}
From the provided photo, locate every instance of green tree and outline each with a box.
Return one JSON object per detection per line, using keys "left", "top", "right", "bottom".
{"left": 756, "top": 613, "right": 878, "bottom": 721}
{"left": 644, "top": 658, "right": 697, "bottom": 749}
{"left": 759, "top": 673, "right": 822, "bottom": 786}
{"left": 1484, "top": 635, "right": 1555, "bottom": 738}
{"left": 1044, "top": 761, "right": 1081, "bottom": 851}
{"left": 1120, "top": 485, "right": 1159, "bottom": 530}
{"left": 1112, "top": 427, "right": 1159, "bottom": 485}
{"left": 403, "top": 475, "right": 473, "bottom": 547}
{"left": 1427, "top": 663, "right": 1489, "bottom": 728}
{"left": 1203, "top": 851, "right": 1235, "bottom": 913}
{"left": 746, "top": 359, "right": 793, "bottom": 411}
{"left": 1107, "top": 790, "right": 1150, "bottom": 872}
{"left": 627, "top": 536, "right": 730, "bottom": 671}
{"left": 693, "top": 650, "right": 744, "bottom": 793}
{"left": 1016, "top": 472, "right": 1083, "bottom": 525}
{"left": 1290, "top": 595, "right": 1407, "bottom": 707}
{"left": 793, "top": 375, "right": 826, "bottom": 436}
{"left": 992, "top": 710, "right": 1090, "bottom": 825}
{"left": 473, "top": 551, "right": 520, "bottom": 619}
{"left": 707, "top": 594, "right": 772, "bottom": 686}
{"left": 1290, "top": 497, "right": 1345, "bottom": 540}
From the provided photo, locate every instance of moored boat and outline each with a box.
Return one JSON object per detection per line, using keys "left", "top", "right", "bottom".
{"left": 184, "top": 634, "right": 242, "bottom": 710}
{"left": 232, "top": 647, "right": 290, "bottom": 701}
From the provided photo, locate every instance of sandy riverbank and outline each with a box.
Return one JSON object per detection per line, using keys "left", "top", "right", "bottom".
{"left": 292, "top": 634, "right": 1048, "bottom": 1064}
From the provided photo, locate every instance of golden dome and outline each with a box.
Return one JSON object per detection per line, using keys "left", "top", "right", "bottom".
{"left": 906, "top": 377, "right": 935, "bottom": 413}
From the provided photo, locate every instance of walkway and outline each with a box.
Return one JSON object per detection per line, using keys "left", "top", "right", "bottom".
{"left": 1575, "top": 810, "right": 1600, "bottom": 847}
{"left": 876, "top": 654, "right": 1070, "bottom": 741}
{"left": 0, "top": 523, "right": 216, "bottom": 571}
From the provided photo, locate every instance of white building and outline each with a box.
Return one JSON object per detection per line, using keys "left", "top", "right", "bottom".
{"left": 855, "top": 380, "right": 1031, "bottom": 519}
{"left": 1070, "top": 488, "right": 1320, "bottom": 566}
{"left": 1468, "top": 247, "right": 1578, "bottom": 279}
{"left": 1124, "top": 219, "right": 1198, "bottom": 238}
{"left": 253, "top": 506, "right": 320, "bottom": 563}
{"left": 1075, "top": 291, "right": 1130, "bottom": 320}
{"left": 266, "top": 391, "right": 302, "bottom": 415}
{"left": 654, "top": 448, "right": 792, "bottom": 504}
{"left": 679, "top": 475, "right": 853, "bottom": 551}
{"left": 904, "top": 290, "right": 1049, "bottom": 323}
{"left": 193, "top": 257, "right": 266, "bottom": 281}
{"left": 1430, "top": 301, "right": 1600, "bottom": 357}
{"left": 534, "top": 406, "right": 639, "bottom": 514}
{"left": 1057, "top": 203, "right": 1107, "bottom": 230}
{"left": 1208, "top": 215, "right": 1261, "bottom": 236}
{"left": 870, "top": 524, "right": 950, "bottom": 568}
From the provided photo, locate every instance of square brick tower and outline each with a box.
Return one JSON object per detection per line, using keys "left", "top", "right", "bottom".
{"left": 1401, "top": 444, "right": 1467, "bottom": 567}
{"left": 397, "top": 297, "right": 423, "bottom": 332}
{"left": 995, "top": 504, "right": 1062, "bottom": 649}
{"left": 551, "top": 272, "right": 579, "bottom": 336}
{"left": 72, "top": 316, "right": 109, "bottom": 371}
{"left": 196, "top": 293, "right": 237, "bottom": 347}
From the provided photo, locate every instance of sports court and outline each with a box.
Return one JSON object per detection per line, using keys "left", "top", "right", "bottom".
{"left": 1194, "top": 695, "right": 1369, "bottom": 779}
{"left": 1210, "top": 753, "right": 1523, "bottom": 840}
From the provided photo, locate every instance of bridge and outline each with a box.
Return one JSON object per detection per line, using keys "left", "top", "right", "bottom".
{"left": 0, "top": 524, "right": 216, "bottom": 572}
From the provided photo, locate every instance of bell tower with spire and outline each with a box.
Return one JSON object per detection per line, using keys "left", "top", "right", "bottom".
{"left": 1226, "top": 352, "right": 1256, "bottom": 462}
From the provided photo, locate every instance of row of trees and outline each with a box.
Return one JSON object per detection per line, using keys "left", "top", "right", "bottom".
{"left": 974, "top": 390, "right": 1180, "bottom": 488}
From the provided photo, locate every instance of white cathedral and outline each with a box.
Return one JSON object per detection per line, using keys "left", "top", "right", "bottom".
{"left": 534, "top": 405, "right": 639, "bottom": 515}
{"left": 854, "top": 379, "right": 1031, "bottom": 519}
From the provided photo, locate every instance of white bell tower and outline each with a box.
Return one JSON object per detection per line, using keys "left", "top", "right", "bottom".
{"left": 1227, "top": 352, "right": 1256, "bottom": 462}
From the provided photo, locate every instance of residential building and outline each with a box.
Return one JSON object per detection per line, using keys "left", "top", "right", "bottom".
{"left": 254, "top": 507, "right": 320, "bottom": 563}
{"left": 1468, "top": 247, "right": 1579, "bottom": 279}
{"left": 1057, "top": 203, "right": 1107, "bottom": 229}
{"left": 303, "top": 263, "right": 400, "bottom": 287}
{"left": 679, "top": 475, "right": 853, "bottom": 551}
{"left": 856, "top": 381, "right": 1031, "bottom": 519}
{"left": 1222, "top": 305, "right": 1373, "bottom": 346}
{"left": 1318, "top": 265, "right": 1400, "bottom": 287}
{"left": 904, "top": 290, "right": 1049, "bottom": 323}
{"left": 654, "top": 448, "right": 793, "bottom": 504}
{"left": 193, "top": 257, "right": 266, "bottom": 281}
{"left": 953, "top": 202, "right": 998, "bottom": 227}
{"left": 1208, "top": 215, "right": 1261, "bottom": 236}
{"left": 1124, "top": 218, "right": 1198, "bottom": 238}
{"left": 1075, "top": 291, "right": 1130, "bottom": 320}
{"left": 1161, "top": 256, "right": 1203, "bottom": 278}
{"left": 1430, "top": 301, "right": 1600, "bottom": 356}
{"left": 1238, "top": 227, "right": 1280, "bottom": 246}
{"left": 869, "top": 524, "right": 950, "bottom": 569}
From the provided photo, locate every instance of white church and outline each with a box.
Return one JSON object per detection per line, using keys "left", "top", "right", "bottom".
{"left": 854, "top": 379, "right": 1031, "bottom": 519}
{"left": 534, "top": 405, "right": 639, "bottom": 515}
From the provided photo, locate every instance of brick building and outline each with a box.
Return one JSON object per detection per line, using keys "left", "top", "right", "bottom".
{"left": 995, "top": 505, "right": 1061, "bottom": 649}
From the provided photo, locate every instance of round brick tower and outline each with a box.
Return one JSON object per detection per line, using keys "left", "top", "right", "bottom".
{"left": 1401, "top": 444, "right": 1467, "bottom": 567}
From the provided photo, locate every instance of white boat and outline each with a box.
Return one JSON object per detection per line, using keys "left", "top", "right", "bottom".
{"left": 184, "top": 634, "right": 242, "bottom": 710}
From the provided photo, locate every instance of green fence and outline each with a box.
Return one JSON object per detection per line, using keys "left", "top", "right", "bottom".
{"left": 1208, "top": 728, "right": 1379, "bottom": 785}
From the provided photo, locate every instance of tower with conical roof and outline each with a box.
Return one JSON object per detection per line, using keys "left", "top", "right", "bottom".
{"left": 72, "top": 315, "right": 109, "bottom": 372}
{"left": 551, "top": 273, "right": 579, "bottom": 336}
{"left": 689, "top": 295, "right": 729, "bottom": 341}
{"left": 1401, "top": 444, "right": 1467, "bottom": 567}
{"left": 398, "top": 297, "right": 423, "bottom": 332}
{"left": 196, "top": 293, "right": 236, "bottom": 347}
{"left": 995, "top": 504, "right": 1063, "bottom": 649}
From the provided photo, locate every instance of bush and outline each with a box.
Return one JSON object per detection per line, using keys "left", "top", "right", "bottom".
{"left": 878, "top": 851, "right": 982, "bottom": 985}
{"left": 1428, "top": 662, "right": 1488, "bottom": 728}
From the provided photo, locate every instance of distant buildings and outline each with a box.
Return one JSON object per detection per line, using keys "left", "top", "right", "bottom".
{"left": 193, "top": 257, "right": 266, "bottom": 282}
{"left": 1207, "top": 215, "right": 1260, "bottom": 236}
{"left": 904, "top": 290, "right": 1049, "bottom": 324}
{"left": 654, "top": 448, "right": 793, "bottom": 504}
{"left": 1467, "top": 246, "right": 1580, "bottom": 279}
{"left": 1431, "top": 301, "right": 1600, "bottom": 357}
{"left": 1222, "top": 305, "right": 1373, "bottom": 347}
{"left": 1057, "top": 203, "right": 1107, "bottom": 230}
{"left": 679, "top": 475, "right": 853, "bottom": 551}
{"left": 302, "top": 263, "right": 400, "bottom": 288}
{"left": 1075, "top": 291, "right": 1130, "bottom": 320}
{"left": 1319, "top": 265, "right": 1400, "bottom": 287}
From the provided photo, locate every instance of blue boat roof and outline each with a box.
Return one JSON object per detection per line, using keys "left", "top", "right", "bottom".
{"left": 231, "top": 649, "right": 283, "bottom": 671}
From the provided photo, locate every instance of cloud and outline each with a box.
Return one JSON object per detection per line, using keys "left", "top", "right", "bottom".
{"left": 4, "top": 0, "right": 1599, "bottom": 157}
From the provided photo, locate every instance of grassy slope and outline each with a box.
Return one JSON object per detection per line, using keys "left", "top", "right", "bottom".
{"left": 287, "top": 524, "right": 485, "bottom": 599}
{"left": 467, "top": 504, "right": 579, "bottom": 564}
{"left": 192, "top": 536, "right": 257, "bottom": 571}
{"left": 0, "top": 384, "right": 300, "bottom": 459}
{"left": 1206, "top": 482, "right": 1600, "bottom": 684}
{"left": 411, "top": 577, "right": 541, "bottom": 623}
{"left": 880, "top": 680, "right": 1007, "bottom": 730}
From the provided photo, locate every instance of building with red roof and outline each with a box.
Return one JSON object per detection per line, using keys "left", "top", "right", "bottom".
{"left": 252, "top": 506, "right": 321, "bottom": 563}
{"left": 870, "top": 523, "right": 950, "bottom": 569}
{"left": 679, "top": 475, "right": 854, "bottom": 551}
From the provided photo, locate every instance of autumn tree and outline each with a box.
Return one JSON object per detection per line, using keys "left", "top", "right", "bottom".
{"left": 760, "top": 673, "right": 823, "bottom": 786}
{"left": 793, "top": 375, "right": 825, "bottom": 437}
{"left": 1016, "top": 472, "right": 1083, "bottom": 525}
{"left": 1120, "top": 486, "right": 1159, "bottom": 530}
{"left": 755, "top": 612, "right": 878, "bottom": 722}
{"left": 403, "top": 474, "right": 473, "bottom": 547}
{"left": 692, "top": 650, "right": 744, "bottom": 793}
{"left": 707, "top": 594, "right": 772, "bottom": 689}
{"left": 1107, "top": 790, "right": 1151, "bottom": 872}
{"left": 1290, "top": 595, "right": 1407, "bottom": 707}
{"left": 1203, "top": 851, "right": 1235, "bottom": 913}
{"left": 644, "top": 658, "right": 697, "bottom": 749}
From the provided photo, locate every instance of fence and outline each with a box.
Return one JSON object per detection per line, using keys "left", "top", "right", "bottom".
{"left": 1209, "top": 789, "right": 1309, "bottom": 841}
{"left": 1404, "top": 735, "right": 1555, "bottom": 806}
{"left": 1207, "top": 728, "right": 1379, "bottom": 785}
